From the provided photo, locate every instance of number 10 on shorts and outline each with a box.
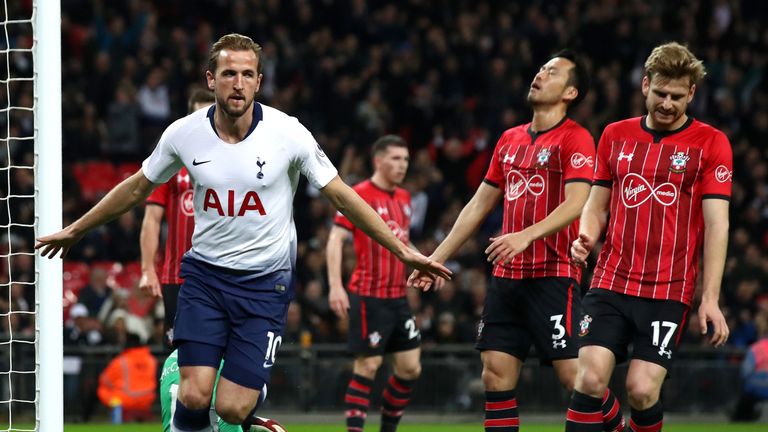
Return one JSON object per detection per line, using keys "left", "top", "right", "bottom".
{"left": 264, "top": 331, "right": 282, "bottom": 368}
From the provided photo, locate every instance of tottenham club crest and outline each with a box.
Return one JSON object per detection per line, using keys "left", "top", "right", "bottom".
{"left": 256, "top": 157, "right": 266, "bottom": 179}
{"left": 368, "top": 331, "right": 382, "bottom": 348}
{"left": 578, "top": 314, "right": 592, "bottom": 337}
{"left": 668, "top": 152, "right": 690, "bottom": 173}
{"left": 535, "top": 148, "right": 551, "bottom": 168}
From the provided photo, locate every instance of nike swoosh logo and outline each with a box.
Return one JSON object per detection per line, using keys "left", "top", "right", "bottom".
{"left": 263, "top": 362, "right": 274, "bottom": 368}
{"left": 192, "top": 159, "right": 211, "bottom": 166}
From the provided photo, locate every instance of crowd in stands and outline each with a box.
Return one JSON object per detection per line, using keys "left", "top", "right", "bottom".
{"left": 2, "top": 0, "right": 768, "bottom": 353}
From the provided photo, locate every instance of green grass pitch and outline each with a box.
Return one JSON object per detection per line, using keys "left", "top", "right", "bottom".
{"left": 56, "top": 423, "right": 767, "bottom": 431}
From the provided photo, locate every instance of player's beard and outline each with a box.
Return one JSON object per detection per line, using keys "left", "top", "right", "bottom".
{"left": 649, "top": 102, "right": 684, "bottom": 128}
{"left": 221, "top": 94, "right": 254, "bottom": 118}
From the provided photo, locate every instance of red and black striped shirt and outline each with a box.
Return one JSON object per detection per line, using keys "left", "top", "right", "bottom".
{"left": 591, "top": 116, "right": 733, "bottom": 306}
{"left": 146, "top": 167, "right": 194, "bottom": 284}
{"left": 334, "top": 180, "right": 411, "bottom": 299}
{"left": 484, "top": 118, "right": 595, "bottom": 281}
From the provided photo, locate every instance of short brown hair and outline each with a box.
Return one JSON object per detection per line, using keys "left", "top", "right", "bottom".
{"left": 187, "top": 88, "right": 215, "bottom": 113}
{"left": 371, "top": 135, "right": 408, "bottom": 159}
{"left": 208, "top": 33, "right": 263, "bottom": 75}
{"left": 644, "top": 42, "right": 706, "bottom": 86}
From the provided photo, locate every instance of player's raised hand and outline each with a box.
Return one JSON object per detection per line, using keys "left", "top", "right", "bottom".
{"left": 329, "top": 286, "right": 351, "bottom": 319}
{"left": 698, "top": 299, "right": 729, "bottom": 347}
{"left": 570, "top": 233, "right": 593, "bottom": 267}
{"left": 485, "top": 231, "right": 533, "bottom": 265}
{"left": 139, "top": 270, "right": 163, "bottom": 298}
{"left": 35, "top": 227, "right": 84, "bottom": 259}
{"left": 400, "top": 248, "right": 452, "bottom": 282}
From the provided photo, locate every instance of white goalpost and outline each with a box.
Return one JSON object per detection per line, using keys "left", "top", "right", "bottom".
{"left": 34, "top": 0, "right": 63, "bottom": 431}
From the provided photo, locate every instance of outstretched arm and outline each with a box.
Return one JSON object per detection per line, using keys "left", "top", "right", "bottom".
{"left": 36, "top": 169, "right": 158, "bottom": 258}
{"left": 699, "top": 198, "right": 730, "bottom": 347}
{"left": 320, "top": 176, "right": 452, "bottom": 280}
{"left": 409, "top": 182, "right": 502, "bottom": 290}
{"left": 486, "top": 181, "right": 590, "bottom": 264}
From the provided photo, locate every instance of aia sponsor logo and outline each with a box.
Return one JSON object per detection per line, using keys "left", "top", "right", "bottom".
{"left": 505, "top": 170, "right": 545, "bottom": 201}
{"left": 180, "top": 190, "right": 194, "bottom": 217}
{"left": 570, "top": 153, "right": 593, "bottom": 169}
{"left": 715, "top": 165, "right": 732, "bottom": 183}
{"left": 202, "top": 189, "right": 266, "bottom": 216}
{"left": 621, "top": 173, "right": 677, "bottom": 208}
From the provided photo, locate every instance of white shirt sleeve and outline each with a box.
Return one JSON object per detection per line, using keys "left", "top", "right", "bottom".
{"left": 141, "top": 124, "right": 183, "bottom": 184}
{"left": 290, "top": 117, "right": 338, "bottom": 189}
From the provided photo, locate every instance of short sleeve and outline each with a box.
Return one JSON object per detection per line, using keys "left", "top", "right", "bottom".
{"left": 146, "top": 181, "right": 169, "bottom": 206}
{"left": 142, "top": 125, "right": 183, "bottom": 184}
{"left": 701, "top": 131, "right": 733, "bottom": 199}
{"left": 593, "top": 128, "right": 613, "bottom": 187}
{"left": 290, "top": 118, "right": 338, "bottom": 189}
{"left": 561, "top": 127, "right": 595, "bottom": 183}
{"left": 483, "top": 135, "right": 507, "bottom": 188}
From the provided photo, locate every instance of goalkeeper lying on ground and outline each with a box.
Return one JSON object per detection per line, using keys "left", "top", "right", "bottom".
{"left": 161, "top": 350, "right": 286, "bottom": 432}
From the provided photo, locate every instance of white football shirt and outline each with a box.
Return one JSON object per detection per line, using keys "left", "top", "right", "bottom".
{"left": 142, "top": 103, "right": 338, "bottom": 274}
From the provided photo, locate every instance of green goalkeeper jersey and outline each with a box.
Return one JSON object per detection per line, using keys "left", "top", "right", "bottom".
{"left": 160, "top": 350, "right": 243, "bottom": 432}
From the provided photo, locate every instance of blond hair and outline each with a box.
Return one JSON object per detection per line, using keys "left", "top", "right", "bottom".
{"left": 208, "top": 33, "right": 263, "bottom": 75}
{"left": 644, "top": 42, "right": 706, "bottom": 86}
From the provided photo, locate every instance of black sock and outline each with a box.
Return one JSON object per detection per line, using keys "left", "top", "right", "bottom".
{"left": 345, "top": 374, "right": 373, "bottom": 432}
{"left": 380, "top": 375, "right": 417, "bottom": 432}
{"left": 484, "top": 389, "right": 519, "bottom": 432}
{"left": 629, "top": 401, "right": 663, "bottom": 432}
{"left": 601, "top": 388, "right": 625, "bottom": 431}
{"left": 566, "top": 391, "right": 604, "bottom": 432}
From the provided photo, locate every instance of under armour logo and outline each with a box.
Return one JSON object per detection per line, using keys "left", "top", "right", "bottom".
{"left": 658, "top": 346, "right": 672, "bottom": 359}
{"left": 553, "top": 340, "right": 567, "bottom": 349}
{"left": 617, "top": 152, "right": 634, "bottom": 162}
{"left": 503, "top": 153, "right": 516, "bottom": 165}
{"left": 256, "top": 158, "right": 266, "bottom": 179}
{"left": 621, "top": 173, "right": 677, "bottom": 208}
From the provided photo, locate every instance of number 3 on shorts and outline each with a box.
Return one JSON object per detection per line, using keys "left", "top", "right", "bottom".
{"left": 405, "top": 318, "right": 419, "bottom": 339}
{"left": 550, "top": 314, "right": 566, "bottom": 340}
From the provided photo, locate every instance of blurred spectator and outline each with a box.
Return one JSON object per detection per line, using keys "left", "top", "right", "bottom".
{"left": 78, "top": 267, "right": 111, "bottom": 317}
{"left": 731, "top": 311, "right": 768, "bottom": 421}
{"left": 106, "top": 81, "right": 140, "bottom": 160}
{"left": 97, "top": 331, "right": 157, "bottom": 423}
{"left": 63, "top": 303, "right": 104, "bottom": 422}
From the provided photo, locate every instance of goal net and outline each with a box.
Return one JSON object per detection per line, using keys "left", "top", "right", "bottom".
{"left": 0, "top": 0, "right": 61, "bottom": 431}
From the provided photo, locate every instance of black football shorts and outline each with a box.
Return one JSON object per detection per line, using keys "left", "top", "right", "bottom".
{"left": 577, "top": 288, "right": 689, "bottom": 370}
{"left": 476, "top": 276, "right": 582, "bottom": 365}
{"left": 348, "top": 293, "right": 421, "bottom": 356}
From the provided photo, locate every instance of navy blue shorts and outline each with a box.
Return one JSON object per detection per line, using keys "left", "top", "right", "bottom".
{"left": 174, "top": 257, "right": 291, "bottom": 390}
